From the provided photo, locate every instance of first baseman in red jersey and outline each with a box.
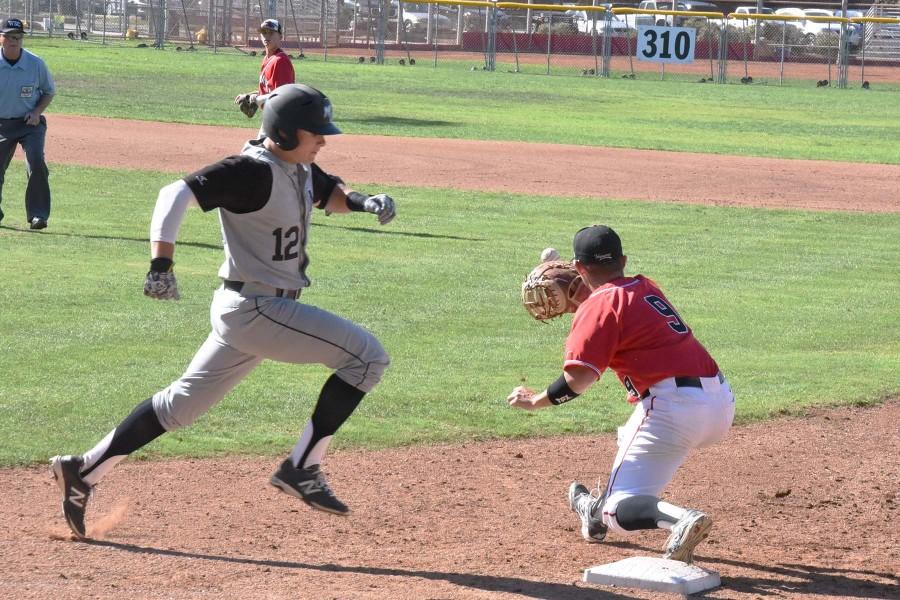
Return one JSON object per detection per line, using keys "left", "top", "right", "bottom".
{"left": 234, "top": 19, "right": 295, "bottom": 114}
{"left": 508, "top": 225, "right": 735, "bottom": 564}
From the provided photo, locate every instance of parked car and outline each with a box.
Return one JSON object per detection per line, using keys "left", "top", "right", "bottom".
{"left": 833, "top": 9, "right": 864, "bottom": 47}
{"left": 463, "top": 7, "right": 511, "bottom": 32}
{"left": 635, "top": 0, "right": 721, "bottom": 27}
{"left": 773, "top": 6, "right": 805, "bottom": 30}
{"left": 834, "top": 9, "right": 864, "bottom": 19}
{"left": 350, "top": 0, "right": 399, "bottom": 19}
{"left": 726, "top": 5, "right": 774, "bottom": 29}
{"left": 566, "top": 7, "right": 636, "bottom": 34}
{"left": 802, "top": 7, "right": 836, "bottom": 37}
{"left": 773, "top": 8, "right": 860, "bottom": 46}
{"left": 400, "top": 3, "right": 452, "bottom": 34}
{"left": 802, "top": 8, "right": 860, "bottom": 46}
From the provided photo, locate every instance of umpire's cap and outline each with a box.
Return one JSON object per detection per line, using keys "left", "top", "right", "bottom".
{"left": 1, "top": 18, "right": 25, "bottom": 34}
{"left": 573, "top": 225, "right": 623, "bottom": 265}
{"left": 262, "top": 84, "right": 341, "bottom": 150}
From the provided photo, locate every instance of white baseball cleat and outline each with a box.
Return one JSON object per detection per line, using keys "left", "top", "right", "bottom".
{"left": 568, "top": 481, "right": 607, "bottom": 543}
{"left": 663, "top": 509, "right": 713, "bottom": 563}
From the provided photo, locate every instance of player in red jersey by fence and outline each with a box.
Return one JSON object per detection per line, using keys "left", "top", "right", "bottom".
{"left": 235, "top": 19, "right": 295, "bottom": 118}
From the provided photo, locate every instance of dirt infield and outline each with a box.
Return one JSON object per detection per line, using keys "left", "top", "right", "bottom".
{"left": 37, "top": 115, "right": 900, "bottom": 213}
{"left": 4, "top": 402, "right": 899, "bottom": 599}
{"left": 2, "top": 117, "right": 899, "bottom": 599}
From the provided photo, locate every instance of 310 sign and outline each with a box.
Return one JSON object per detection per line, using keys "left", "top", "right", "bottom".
{"left": 636, "top": 26, "right": 697, "bottom": 64}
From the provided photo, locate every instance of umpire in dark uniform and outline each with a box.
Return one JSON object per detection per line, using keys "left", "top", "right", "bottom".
{"left": 0, "top": 18, "right": 55, "bottom": 229}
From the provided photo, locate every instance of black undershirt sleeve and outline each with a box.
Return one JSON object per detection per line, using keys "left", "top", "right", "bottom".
{"left": 183, "top": 155, "right": 274, "bottom": 214}
{"left": 310, "top": 162, "right": 342, "bottom": 209}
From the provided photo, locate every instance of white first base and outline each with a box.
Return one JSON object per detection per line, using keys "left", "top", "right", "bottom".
{"left": 584, "top": 556, "right": 720, "bottom": 595}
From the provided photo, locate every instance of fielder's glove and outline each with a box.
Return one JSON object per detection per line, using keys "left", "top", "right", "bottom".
{"left": 144, "top": 257, "right": 181, "bottom": 300}
{"left": 235, "top": 93, "right": 258, "bottom": 118}
{"left": 522, "top": 260, "right": 589, "bottom": 321}
{"left": 363, "top": 193, "right": 396, "bottom": 225}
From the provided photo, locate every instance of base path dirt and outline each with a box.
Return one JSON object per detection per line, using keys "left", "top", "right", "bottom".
{"left": 3, "top": 401, "right": 898, "bottom": 599}
{"left": 40, "top": 114, "right": 900, "bottom": 213}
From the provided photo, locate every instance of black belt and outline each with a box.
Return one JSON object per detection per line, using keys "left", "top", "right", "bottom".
{"left": 223, "top": 279, "right": 300, "bottom": 300}
{"left": 640, "top": 372, "right": 725, "bottom": 399}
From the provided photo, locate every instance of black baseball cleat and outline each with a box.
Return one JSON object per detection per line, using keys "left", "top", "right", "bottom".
{"left": 270, "top": 460, "right": 350, "bottom": 516}
{"left": 29, "top": 217, "right": 47, "bottom": 230}
{"left": 50, "top": 455, "right": 92, "bottom": 539}
{"left": 568, "top": 481, "right": 608, "bottom": 543}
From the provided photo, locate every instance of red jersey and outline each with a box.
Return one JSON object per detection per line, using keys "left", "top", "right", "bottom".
{"left": 258, "top": 49, "right": 295, "bottom": 95}
{"left": 563, "top": 275, "right": 718, "bottom": 402}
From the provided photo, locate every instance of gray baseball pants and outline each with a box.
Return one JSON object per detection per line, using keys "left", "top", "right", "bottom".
{"left": 152, "top": 284, "right": 389, "bottom": 431}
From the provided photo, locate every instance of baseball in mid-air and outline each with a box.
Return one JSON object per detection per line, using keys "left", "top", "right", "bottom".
{"left": 541, "top": 247, "right": 560, "bottom": 262}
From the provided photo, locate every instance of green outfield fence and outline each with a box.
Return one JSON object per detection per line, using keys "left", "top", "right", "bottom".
{"left": 7, "top": 0, "right": 900, "bottom": 88}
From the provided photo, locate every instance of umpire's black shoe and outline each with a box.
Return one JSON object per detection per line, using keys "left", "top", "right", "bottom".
{"left": 569, "top": 481, "right": 608, "bottom": 543}
{"left": 29, "top": 217, "right": 47, "bottom": 230}
{"left": 50, "top": 455, "right": 92, "bottom": 539}
{"left": 270, "top": 460, "right": 350, "bottom": 516}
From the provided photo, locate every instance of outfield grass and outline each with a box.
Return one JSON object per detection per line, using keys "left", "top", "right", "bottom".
{"left": 23, "top": 38, "right": 900, "bottom": 164}
{"left": 1, "top": 165, "right": 897, "bottom": 466}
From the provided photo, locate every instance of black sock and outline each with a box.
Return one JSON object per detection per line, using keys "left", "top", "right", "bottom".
{"left": 296, "top": 375, "right": 365, "bottom": 467}
{"left": 614, "top": 495, "right": 672, "bottom": 531}
{"left": 82, "top": 398, "right": 166, "bottom": 478}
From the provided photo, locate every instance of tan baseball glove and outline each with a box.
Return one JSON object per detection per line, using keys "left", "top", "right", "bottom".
{"left": 235, "top": 93, "right": 258, "bottom": 118}
{"left": 522, "top": 260, "right": 589, "bottom": 321}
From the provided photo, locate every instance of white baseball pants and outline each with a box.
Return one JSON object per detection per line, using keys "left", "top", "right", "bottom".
{"left": 602, "top": 374, "right": 735, "bottom": 534}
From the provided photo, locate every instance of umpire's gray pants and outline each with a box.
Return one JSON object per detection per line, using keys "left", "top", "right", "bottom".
{"left": 0, "top": 117, "right": 51, "bottom": 221}
{"left": 152, "top": 285, "right": 389, "bottom": 431}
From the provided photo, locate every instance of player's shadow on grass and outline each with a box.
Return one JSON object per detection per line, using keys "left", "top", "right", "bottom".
{"left": 0, "top": 223, "right": 483, "bottom": 244}
{"left": 340, "top": 116, "right": 456, "bottom": 128}
{"left": 0, "top": 225, "right": 220, "bottom": 250}
{"left": 311, "top": 221, "right": 485, "bottom": 241}
{"left": 85, "top": 539, "right": 632, "bottom": 599}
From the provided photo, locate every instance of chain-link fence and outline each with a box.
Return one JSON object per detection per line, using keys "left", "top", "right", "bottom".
{"left": 721, "top": 8, "right": 900, "bottom": 87}
{"left": 6, "top": 0, "right": 341, "bottom": 51}
{"left": 6, "top": 0, "right": 900, "bottom": 86}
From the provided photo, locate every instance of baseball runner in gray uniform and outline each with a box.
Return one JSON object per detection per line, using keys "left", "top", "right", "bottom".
{"left": 50, "top": 84, "right": 396, "bottom": 539}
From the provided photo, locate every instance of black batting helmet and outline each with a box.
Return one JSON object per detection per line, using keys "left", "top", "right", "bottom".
{"left": 262, "top": 84, "right": 341, "bottom": 150}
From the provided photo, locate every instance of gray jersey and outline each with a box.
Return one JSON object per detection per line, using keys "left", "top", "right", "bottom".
{"left": 183, "top": 140, "right": 339, "bottom": 290}
{"left": 151, "top": 142, "right": 389, "bottom": 434}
